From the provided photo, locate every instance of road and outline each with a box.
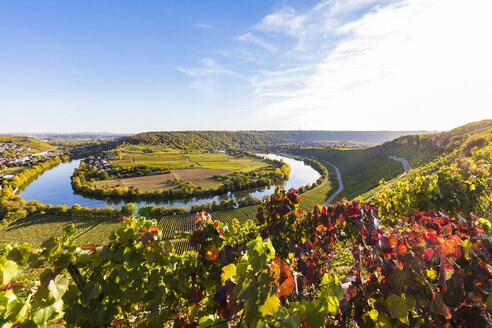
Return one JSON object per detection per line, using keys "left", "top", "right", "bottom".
{"left": 388, "top": 155, "right": 411, "bottom": 172}
{"left": 366, "top": 155, "right": 412, "bottom": 200}
{"left": 322, "top": 156, "right": 410, "bottom": 205}
{"left": 323, "top": 161, "right": 344, "bottom": 206}
{"left": 386, "top": 156, "right": 411, "bottom": 187}
{"left": 185, "top": 155, "right": 201, "bottom": 167}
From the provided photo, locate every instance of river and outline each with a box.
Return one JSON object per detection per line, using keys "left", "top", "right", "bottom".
{"left": 19, "top": 154, "right": 320, "bottom": 209}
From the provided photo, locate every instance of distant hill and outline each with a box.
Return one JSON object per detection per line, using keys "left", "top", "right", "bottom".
{"left": 0, "top": 136, "right": 53, "bottom": 154}
{"left": 123, "top": 130, "right": 428, "bottom": 150}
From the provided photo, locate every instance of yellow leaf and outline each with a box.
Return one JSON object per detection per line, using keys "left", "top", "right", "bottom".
{"left": 259, "top": 295, "right": 280, "bottom": 316}
{"left": 426, "top": 268, "right": 437, "bottom": 280}
{"left": 221, "top": 264, "right": 236, "bottom": 284}
{"left": 368, "top": 308, "right": 378, "bottom": 321}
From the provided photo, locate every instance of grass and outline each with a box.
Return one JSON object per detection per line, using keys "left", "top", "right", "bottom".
{"left": 288, "top": 147, "right": 403, "bottom": 202}
{"left": 189, "top": 153, "right": 267, "bottom": 172}
{"left": 112, "top": 146, "right": 191, "bottom": 169}
{"left": 383, "top": 144, "right": 440, "bottom": 168}
{"left": 187, "top": 153, "right": 231, "bottom": 162}
{"left": 299, "top": 163, "right": 337, "bottom": 211}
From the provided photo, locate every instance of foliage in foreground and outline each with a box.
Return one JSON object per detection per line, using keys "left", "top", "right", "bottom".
{"left": 0, "top": 185, "right": 491, "bottom": 327}
{"left": 371, "top": 156, "right": 491, "bottom": 221}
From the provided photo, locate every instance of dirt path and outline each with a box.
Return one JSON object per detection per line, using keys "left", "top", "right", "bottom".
{"left": 185, "top": 155, "right": 201, "bottom": 167}
{"left": 323, "top": 161, "right": 344, "bottom": 206}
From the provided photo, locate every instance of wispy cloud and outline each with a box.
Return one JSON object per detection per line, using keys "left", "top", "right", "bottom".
{"left": 193, "top": 23, "right": 212, "bottom": 29}
{"left": 254, "top": 7, "right": 307, "bottom": 38}
{"left": 177, "top": 0, "right": 490, "bottom": 130}
{"left": 255, "top": 0, "right": 492, "bottom": 130}
{"left": 177, "top": 58, "right": 242, "bottom": 97}
{"left": 177, "top": 58, "right": 240, "bottom": 78}
{"left": 237, "top": 33, "right": 277, "bottom": 52}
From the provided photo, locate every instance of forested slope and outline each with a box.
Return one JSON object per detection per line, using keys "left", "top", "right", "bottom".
{"left": 123, "top": 130, "right": 427, "bottom": 150}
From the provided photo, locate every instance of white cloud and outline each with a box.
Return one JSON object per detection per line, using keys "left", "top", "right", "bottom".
{"left": 255, "top": 0, "right": 492, "bottom": 130}
{"left": 193, "top": 23, "right": 212, "bottom": 29}
{"left": 254, "top": 7, "right": 307, "bottom": 38}
{"left": 237, "top": 33, "right": 277, "bottom": 52}
{"left": 177, "top": 58, "right": 240, "bottom": 78}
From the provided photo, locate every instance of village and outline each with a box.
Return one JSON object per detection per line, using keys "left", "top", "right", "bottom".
{"left": 0, "top": 143, "right": 64, "bottom": 182}
{"left": 86, "top": 154, "right": 115, "bottom": 172}
{"left": 0, "top": 143, "right": 31, "bottom": 154}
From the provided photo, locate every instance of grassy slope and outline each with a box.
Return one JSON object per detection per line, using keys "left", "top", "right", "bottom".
{"left": 299, "top": 162, "right": 338, "bottom": 211}
{"left": 288, "top": 147, "right": 403, "bottom": 202}
{"left": 0, "top": 136, "right": 53, "bottom": 154}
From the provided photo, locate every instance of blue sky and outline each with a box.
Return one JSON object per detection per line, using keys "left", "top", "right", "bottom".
{"left": 0, "top": 0, "right": 491, "bottom": 133}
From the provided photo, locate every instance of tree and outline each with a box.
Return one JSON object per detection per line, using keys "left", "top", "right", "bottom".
{"left": 121, "top": 203, "right": 138, "bottom": 216}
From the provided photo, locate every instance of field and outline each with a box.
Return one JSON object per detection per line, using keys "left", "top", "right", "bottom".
{"left": 94, "top": 172, "right": 175, "bottom": 190}
{"left": 111, "top": 147, "right": 192, "bottom": 169}
{"left": 94, "top": 168, "right": 233, "bottom": 190}
{"left": 97, "top": 146, "right": 270, "bottom": 191}
{"left": 111, "top": 146, "right": 267, "bottom": 172}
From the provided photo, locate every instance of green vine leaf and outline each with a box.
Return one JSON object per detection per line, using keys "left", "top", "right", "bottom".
{"left": 48, "top": 274, "right": 69, "bottom": 301}
{"left": 0, "top": 260, "right": 17, "bottom": 288}
{"left": 387, "top": 294, "right": 412, "bottom": 323}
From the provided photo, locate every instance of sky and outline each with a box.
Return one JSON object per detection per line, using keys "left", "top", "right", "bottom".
{"left": 0, "top": 0, "right": 491, "bottom": 133}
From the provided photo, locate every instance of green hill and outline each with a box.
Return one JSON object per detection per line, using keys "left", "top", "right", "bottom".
{"left": 123, "top": 130, "right": 427, "bottom": 150}
{"left": 0, "top": 135, "right": 53, "bottom": 154}
{"left": 287, "top": 119, "right": 492, "bottom": 202}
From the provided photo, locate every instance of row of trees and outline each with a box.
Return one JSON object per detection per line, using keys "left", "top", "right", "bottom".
{"left": 7, "top": 155, "right": 69, "bottom": 189}
{"left": 77, "top": 160, "right": 171, "bottom": 181}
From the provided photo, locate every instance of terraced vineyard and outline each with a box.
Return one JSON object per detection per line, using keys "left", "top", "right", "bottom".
{"left": 0, "top": 215, "right": 110, "bottom": 247}
{"left": 157, "top": 214, "right": 195, "bottom": 239}
{"left": 156, "top": 206, "right": 259, "bottom": 239}
{"left": 170, "top": 238, "right": 195, "bottom": 253}
{"left": 74, "top": 218, "right": 120, "bottom": 245}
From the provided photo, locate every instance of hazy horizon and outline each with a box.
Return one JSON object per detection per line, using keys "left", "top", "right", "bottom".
{"left": 0, "top": 129, "right": 434, "bottom": 136}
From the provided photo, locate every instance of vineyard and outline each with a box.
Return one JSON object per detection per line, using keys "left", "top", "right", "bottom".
{"left": 0, "top": 154, "right": 490, "bottom": 327}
